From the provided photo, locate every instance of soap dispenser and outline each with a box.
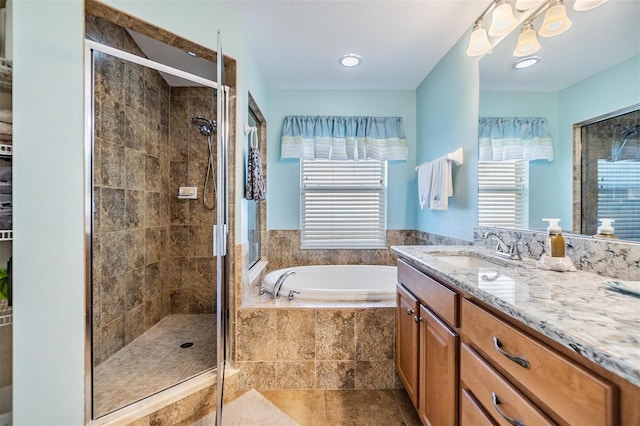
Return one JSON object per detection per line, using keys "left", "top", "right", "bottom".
{"left": 542, "top": 218, "right": 565, "bottom": 257}
{"left": 594, "top": 218, "right": 617, "bottom": 239}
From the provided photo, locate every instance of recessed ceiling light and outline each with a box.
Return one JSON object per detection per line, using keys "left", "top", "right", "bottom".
{"left": 339, "top": 54, "right": 362, "bottom": 67}
{"left": 513, "top": 56, "right": 541, "bottom": 69}
{"left": 187, "top": 51, "right": 197, "bottom": 57}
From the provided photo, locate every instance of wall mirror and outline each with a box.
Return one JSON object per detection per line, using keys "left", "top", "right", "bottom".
{"left": 478, "top": 0, "right": 640, "bottom": 241}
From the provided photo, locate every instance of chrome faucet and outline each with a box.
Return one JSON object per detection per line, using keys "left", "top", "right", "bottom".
{"left": 481, "top": 232, "right": 522, "bottom": 260}
{"left": 271, "top": 270, "right": 296, "bottom": 299}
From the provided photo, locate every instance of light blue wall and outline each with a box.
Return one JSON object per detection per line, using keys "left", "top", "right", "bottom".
{"left": 415, "top": 32, "right": 479, "bottom": 242}
{"left": 13, "top": 0, "right": 268, "bottom": 422}
{"left": 267, "top": 90, "right": 417, "bottom": 230}
{"left": 13, "top": 1, "right": 86, "bottom": 424}
{"left": 479, "top": 91, "right": 563, "bottom": 230}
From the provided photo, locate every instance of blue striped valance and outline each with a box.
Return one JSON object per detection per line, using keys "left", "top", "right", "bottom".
{"left": 281, "top": 115, "right": 408, "bottom": 161}
{"left": 479, "top": 117, "right": 554, "bottom": 162}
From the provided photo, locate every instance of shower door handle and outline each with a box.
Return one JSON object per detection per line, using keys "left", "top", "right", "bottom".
{"left": 213, "top": 223, "right": 227, "bottom": 256}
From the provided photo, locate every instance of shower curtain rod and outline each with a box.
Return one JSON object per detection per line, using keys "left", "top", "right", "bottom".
{"left": 85, "top": 39, "right": 229, "bottom": 91}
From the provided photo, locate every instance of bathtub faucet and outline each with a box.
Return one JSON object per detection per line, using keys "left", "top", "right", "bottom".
{"left": 271, "top": 271, "right": 296, "bottom": 299}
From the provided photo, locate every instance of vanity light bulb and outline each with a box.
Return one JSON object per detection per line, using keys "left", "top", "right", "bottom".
{"left": 539, "top": 1, "right": 572, "bottom": 37}
{"left": 513, "top": 24, "right": 541, "bottom": 57}
{"left": 466, "top": 24, "right": 492, "bottom": 57}
{"left": 574, "top": 0, "right": 608, "bottom": 11}
{"left": 488, "top": 1, "right": 518, "bottom": 37}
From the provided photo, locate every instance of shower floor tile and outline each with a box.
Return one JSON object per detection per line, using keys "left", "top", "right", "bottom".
{"left": 94, "top": 314, "right": 216, "bottom": 418}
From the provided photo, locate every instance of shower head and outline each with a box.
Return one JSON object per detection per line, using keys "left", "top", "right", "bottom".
{"left": 190, "top": 116, "right": 217, "bottom": 137}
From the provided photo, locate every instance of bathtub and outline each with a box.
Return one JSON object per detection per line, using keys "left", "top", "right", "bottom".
{"left": 261, "top": 264, "right": 397, "bottom": 301}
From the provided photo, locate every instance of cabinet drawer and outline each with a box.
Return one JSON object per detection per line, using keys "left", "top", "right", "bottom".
{"left": 397, "top": 259, "right": 458, "bottom": 327}
{"left": 461, "top": 299, "right": 615, "bottom": 426}
{"left": 461, "top": 388, "right": 497, "bottom": 426}
{"left": 461, "top": 343, "right": 554, "bottom": 426}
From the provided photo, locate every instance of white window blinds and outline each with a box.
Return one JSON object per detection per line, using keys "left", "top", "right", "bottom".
{"left": 478, "top": 160, "right": 529, "bottom": 228}
{"left": 597, "top": 160, "right": 640, "bottom": 241}
{"left": 301, "top": 159, "right": 387, "bottom": 249}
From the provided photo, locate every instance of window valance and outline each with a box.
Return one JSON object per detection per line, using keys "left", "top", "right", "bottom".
{"left": 281, "top": 115, "right": 408, "bottom": 161}
{"left": 479, "top": 117, "right": 554, "bottom": 162}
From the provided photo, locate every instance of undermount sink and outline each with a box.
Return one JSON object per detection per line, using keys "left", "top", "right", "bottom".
{"left": 431, "top": 255, "right": 501, "bottom": 269}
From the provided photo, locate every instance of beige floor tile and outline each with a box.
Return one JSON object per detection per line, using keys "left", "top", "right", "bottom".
{"left": 94, "top": 314, "right": 216, "bottom": 417}
{"left": 324, "top": 389, "right": 406, "bottom": 425}
{"left": 392, "top": 388, "right": 422, "bottom": 426}
{"left": 261, "top": 389, "right": 326, "bottom": 426}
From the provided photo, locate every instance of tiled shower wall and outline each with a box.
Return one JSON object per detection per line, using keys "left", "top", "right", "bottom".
{"left": 89, "top": 16, "right": 172, "bottom": 365}
{"left": 166, "top": 87, "right": 217, "bottom": 316}
{"left": 89, "top": 16, "right": 217, "bottom": 365}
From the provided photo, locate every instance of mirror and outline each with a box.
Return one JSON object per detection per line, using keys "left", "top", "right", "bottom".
{"left": 478, "top": 0, "right": 640, "bottom": 240}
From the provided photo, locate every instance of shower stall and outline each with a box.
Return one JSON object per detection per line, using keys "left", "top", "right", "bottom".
{"left": 577, "top": 105, "right": 640, "bottom": 241}
{"left": 85, "top": 15, "right": 229, "bottom": 420}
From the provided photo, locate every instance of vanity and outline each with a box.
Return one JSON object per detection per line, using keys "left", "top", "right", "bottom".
{"left": 392, "top": 245, "right": 640, "bottom": 426}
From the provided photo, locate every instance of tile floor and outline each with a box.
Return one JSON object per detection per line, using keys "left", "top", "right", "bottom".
{"left": 94, "top": 314, "right": 216, "bottom": 417}
{"left": 219, "top": 388, "right": 422, "bottom": 426}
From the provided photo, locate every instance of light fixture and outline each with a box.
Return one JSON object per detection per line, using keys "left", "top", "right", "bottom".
{"left": 339, "top": 54, "right": 362, "bottom": 67}
{"left": 513, "top": 23, "right": 541, "bottom": 57}
{"left": 513, "top": 56, "right": 541, "bottom": 69}
{"left": 488, "top": 0, "right": 518, "bottom": 37}
{"left": 539, "top": 0, "right": 572, "bottom": 37}
{"left": 466, "top": 21, "right": 492, "bottom": 57}
{"left": 573, "top": 0, "right": 608, "bottom": 11}
{"left": 514, "top": 0, "right": 545, "bottom": 11}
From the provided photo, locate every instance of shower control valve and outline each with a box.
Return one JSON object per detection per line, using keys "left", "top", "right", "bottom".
{"left": 178, "top": 187, "right": 198, "bottom": 199}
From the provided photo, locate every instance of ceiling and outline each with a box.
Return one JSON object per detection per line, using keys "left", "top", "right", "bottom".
{"left": 222, "top": 0, "right": 489, "bottom": 90}
{"left": 129, "top": 0, "right": 639, "bottom": 92}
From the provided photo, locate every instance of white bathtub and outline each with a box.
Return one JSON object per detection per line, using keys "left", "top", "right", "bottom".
{"left": 261, "top": 264, "right": 397, "bottom": 301}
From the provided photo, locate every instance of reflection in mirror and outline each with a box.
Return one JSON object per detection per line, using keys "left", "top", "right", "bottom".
{"left": 478, "top": 0, "right": 640, "bottom": 239}
{"left": 576, "top": 105, "right": 640, "bottom": 241}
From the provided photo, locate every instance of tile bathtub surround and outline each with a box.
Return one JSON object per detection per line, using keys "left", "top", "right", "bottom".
{"left": 235, "top": 307, "right": 398, "bottom": 391}
{"left": 475, "top": 226, "right": 640, "bottom": 280}
{"left": 266, "top": 229, "right": 417, "bottom": 270}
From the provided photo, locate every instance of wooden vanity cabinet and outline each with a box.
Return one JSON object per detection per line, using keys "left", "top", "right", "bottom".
{"left": 396, "top": 284, "right": 420, "bottom": 407}
{"left": 397, "top": 259, "right": 458, "bottom": 426}
{"left": 395, "top": 257, "right": 630, "bottom": 426}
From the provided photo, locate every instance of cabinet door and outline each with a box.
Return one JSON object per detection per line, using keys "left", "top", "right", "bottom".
{"left": 419, "top": 305, "right": 458, "bottom": 426}
{"left": 396, "top": 284, "right": 420, "bottom": 407}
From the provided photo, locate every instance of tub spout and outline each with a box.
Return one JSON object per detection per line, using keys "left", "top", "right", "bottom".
{"left": 272, "top": 270, "right": 296, "bottom": 299}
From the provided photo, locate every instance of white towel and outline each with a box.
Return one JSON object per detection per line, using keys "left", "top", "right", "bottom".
{"left": 417, "top": 161, "right": 433, "bottom": 209}
{"left": 429, "top": 157, "right": 453, "bottom": 210}
{"left": 417, "top": 157, "right": 453, "bottom": 210}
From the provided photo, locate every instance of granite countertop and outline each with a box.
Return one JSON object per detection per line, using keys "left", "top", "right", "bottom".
{"left": 391, "top": 245, "right": 640, "bottom": 388}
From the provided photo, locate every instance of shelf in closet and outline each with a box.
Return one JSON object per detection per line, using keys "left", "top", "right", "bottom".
{"left": 0, "top": 57, "right": 11, "bottom": 90}
{"left": 0, "top": 144, "right": 11, "bottom": 157}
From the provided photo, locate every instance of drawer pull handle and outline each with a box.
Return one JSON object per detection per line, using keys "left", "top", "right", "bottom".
{"left": 414, "top": 316, "right": 422, "bottom": 323}
{"left": 407, "top": 308, "right": 415, "bottom": 315}
{"left": 491, "top": 392, "right": 525, "bottom": 426}
{"left": 493, "top": 337, "right": 530, "bottom": 369}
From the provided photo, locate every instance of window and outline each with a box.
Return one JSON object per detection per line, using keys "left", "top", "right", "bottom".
{"left": 596, "top": 160, "right": 640, "bottom": 241}
{"left": 301, "top": 159, "right": 386, "bottom": 248}
{"left": 478, "top": 160, "right": 529, "bottom": 228}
